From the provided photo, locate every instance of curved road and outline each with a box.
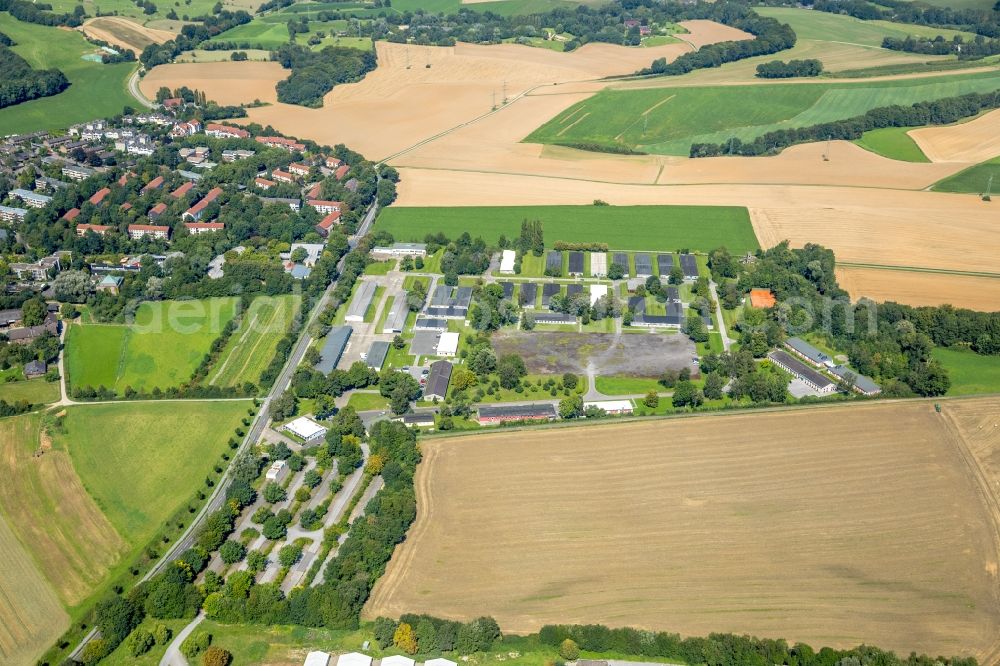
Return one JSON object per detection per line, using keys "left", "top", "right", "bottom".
{"left": 128, "top": 69, "right": 157, "bottom": 109}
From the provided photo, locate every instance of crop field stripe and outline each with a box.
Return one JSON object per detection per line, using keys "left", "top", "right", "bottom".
{"left": 377, "top": 205, "right": 759, "bottom": 253}
{"left": 557, "top": 112, "right": 589, "bottom": 137}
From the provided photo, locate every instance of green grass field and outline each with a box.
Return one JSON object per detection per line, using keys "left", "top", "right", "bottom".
{"left": 594, "top": 376, "right": 663, "bottom": 395}
{"left": 377, "top": 205, "right": 759, "bottom": 253}
{"left": 931, "top": 156, "right": 1000, "bottom": 194}
{"left": 0, "top": 378, "right": 60, "bottom": 405}
{"left": 209, "top": 16, "right": 371, "bottom": 50}
{"left": 209, "top": 295, "right": 299, "bottom": 389}
{"left": 933, "top": 347, "right": 1000, "bottom": 395}
{"left": 853, "top": 126, "right": 930, "bottom": 162}
{"left": 44, "top": 0, "right": 238, "bottom": 22}
{"left": 0, "top": 13, "right": 138, "bottom": 134}
{"left": 526, "top": 70, "right": 1000, "bottom": 156}
{"left": 60, "top": 400, "right": 248, "bottom": 543}
{"left": 346, "top": 391, "right": 391, "bottom": 411}
{"left": 66, "top": 298, "right": 238, "bottom": 394}
{"left": 755, "top": 7, "right": 977, "bottom": 47}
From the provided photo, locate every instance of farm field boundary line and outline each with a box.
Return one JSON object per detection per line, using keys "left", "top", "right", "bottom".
{"left": 390, "top": 163, "right": 955, "bottom": 191}
{"left": 837, "top": 262, "right": 1000, "bottom": 279}
{"left": 418, "top": 393, "right": 1000, "bottom": 441}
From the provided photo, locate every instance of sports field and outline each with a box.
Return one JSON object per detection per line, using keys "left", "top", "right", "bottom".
{"left": 0, "top": 14, "right": 138, "bottom": 134}
{"left": 209, "top": 295, "right": 300, "bottom": 388}
{"left": 525, "top": 70, "right": 1000, "bottom": 155}
{"left": 932, "top": 156, "right": 1000, "bottom": 194}
{"left": 933, "top": 348, "right": 1000, "bottom": 396}
{"left": 854, "top": 127, "right": 929, "bottom": 162}
{"left": 65, "top": 297, "right": 238, "bottom": 394}
{"left": 58, "top": 400, "right": 249, "bottom": 544}
{"left": 376, "top": 205, "right": 759, "bottom": 253}
{"left": 367, "top": 401, "right": 1000, "bottom": 661}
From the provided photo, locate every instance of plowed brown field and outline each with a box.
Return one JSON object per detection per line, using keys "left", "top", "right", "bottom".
{"left": 366, "top": 400, "right": 1000, "bottom": 663}
{"left": 836, "top": 267, "right": 1000, "bottom": 310}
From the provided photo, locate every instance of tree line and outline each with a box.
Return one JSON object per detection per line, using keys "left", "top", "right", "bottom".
{"left": 637, "top": 4, "right": 796, "bottom": 77}
{"left": 273, "top": 43, "right": 377, "bottom": 107}
{"left": 0, "top": 0, "right": 84, "bottom": 27}
{"left": 690, "top": 89, "right": 1000, "bottom": 157}
{"left": 0, "top": 42, "right": 69, "bottom": 109}
{"left": 755, "top": 58, "right": 823, "bottom": 78}
{"left": 139, "top": 9, "right": 253, "bottom": 67}
{"left": 882, "top": 35, "right": 1000, "bottom": 59}
{"left": 538, "top": 623, "right": 977, "bottom": 666}
{"left": 803, "top": 0, "right": 1000, "bottom": 39}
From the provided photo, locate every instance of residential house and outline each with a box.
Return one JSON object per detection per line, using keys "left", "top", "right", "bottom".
{"left": 128, "top": 224, "right": 171, "bottom": 240}
{"left": 9, "top": 189, "right": 52, "bottom": 208}
{"left": 254, "top": 177, "right": 276, "bottom": 190}
{"left": 183, "top": 186, "right": 223, "bottom": 221}
{"left": 7, "top": 313, "right": 58, "bottom": 344}
{"left": 148, "top": 202, "right": 167, "bottom": 220}
{"left": 24, "top": 360, "right": 47, "bottom": 378}
{"left": 89, "top": 187, "right": 111, "bottom": 206}
{"left": 371, "top": 242, "right": 427, "bottom": 258}
{"left": 271, "top": 169, "right": 295, "bottom": 184}
{"left": 307, "top": 199, "right": 341, "bottom": 215}
{"left": 96, "top": 274, "right": 123, "bottom": 294}
{"left": 221, "top": 149, "right": 254, "bottom": 162}
{"left": 255, "top": 135, "right": 305, "bottom": 151}
{"left": 77, "top": 223, "right": 112, "bottom": 236}
{"left": 62, "top": 164, "right": 95, "bottom": 181}
{"left": 315, "top": 211, "right": 341, "bottom": 237}
{"left": 477, "top": 403, "right": 557, "bottom": 425}
{"left": 288, "top": 162, "right": 311, "bottom": 177}
{"left": 141, "top": 175, "right": 165, "bottom": 193}
{"left": 170, "top": 181, "right": 194, "bottom": 199}
{"left": 423, "top": 360, "right": 452, "bottom": 401}
{"left": 184, "top": 221, "right": 224, "bottom": 235}
{"left": 171, "top": 119, "right": 202, "bottom": 137}
{"left": 204, "top": 123, "right": 249, "bottom": 139}
{"left": 62, "top": 208, "right": 80, "bottom": 222}
{"left": 0, "top": 205, "right": 28, "bottom": 222}
{"left": 334, "top": 164, "right": 349, "bottom": 180}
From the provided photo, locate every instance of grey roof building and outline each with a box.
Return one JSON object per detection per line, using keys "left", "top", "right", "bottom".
{"left": 499, "top": 281, "right": 514, "bottom": 299}
{"left": 612, "top": 252, "right": 629, "bottom": 277}
{"left": 382, "top": 297, "right": 409, "bottom": 334}
{"left": 535, "top": 312, "right": 576, "bottom": 325}
{"left": 657, "top": 253, "right": 674, "bottom": 277}
{"left": 541, "top": 283, "right": 561, "bottom": 307}
{"left": 414, "top": 317, "right": 448, "bottom": 331}
{"left": 478, "top": 402, "right": 557, "bottom": 424}
{"left": 366, "top": 340, "right": 390, "bottom": 370}
{"left": 567, "top": 251, "right": 584, "bottom": 275}
{"left": 519, "top": 282, "right": 537, "bottom": 306}
{"left": 680, "top": 254, "right": 699, "bottom": 279}
{"left": 315, "top": 326, "right": 352, "bottom": 374}
{"left": 423, "top": 360, "right": 453, "bottom": 401}
{"left": 829, "top": 364, "right": 882, "bottom": 395}
{"left": 633, "top": 253, "right": 653, "bottom": 278}
{"left": 430, "top": 284, "right": 452, "bottom": 307}
{"left": 769, "top": 350, "right": 836, "bottom": 393}
{"left": 545, "top": 250, "right": 562, "bottom": 273}
{"left": 345, "top": 281, "right": 377, "bottom": 322}
{"left": 785, "top": 337, "right": 832, "bottom": 367}
{"left": 566, "top": 283, "right": 583, "bottom": 298}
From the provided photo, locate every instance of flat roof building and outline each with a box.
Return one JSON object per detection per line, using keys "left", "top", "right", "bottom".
{"left": 366, "top": 340, "right": 390, "bottom": 370}
{"left": 568, "top": 251, "right": 584, "bottom": 276}
{"left": 590, "top": 252, "right": 607, "bottom": 277}
{"left": 535, "top": 311, "right": 576, "bottom": 325}
{"left": 371, "top": 242, "right": 426, "bottom": 258}
{"left": 423, "top": 360, "right": 453, "bottom": 401}
{"left": 658, "top": 253, "right": 675, "bottom": 274}
{"left": 436, "top": 331, "right": 460, "bottom": 357}
{"left": 478, "top": 402, "right": 557, "bottom": 425}
{"left": 315, "top": 326, "right": 352, "bottom": 374}
{"left": 566, "top": 284, "right": 583, "bottom": 298}
{"left": 396, "top": 412, "right": 436, "bottom": 429}
{"left": 414, "top": 317, "right": 448, "bottom": 331}
{"left": 829, "top": 364, "right": 882, "bottom": 396}
{"left": 634, "top": 253, "right": 653, "bottom": 278}
{"left": 680, "top": 253, "right": 698, "bottom": 279}
{"left": 284, "top": 416, "right": 328, "bottom": 441}
{"left": 266, "top": 460, "right": 289, "bottom": 484}
{"left": 500, "top": 281, "right": 514, "bottom": 299}
{"left": 304, "top": 652, "right": 331, "bottom": 666}
{"left": 545, "top": 250, "right": 562, "bottom": 273}
{"left": 612, "top": 252, "right": 629, "bottom": 277}
{"left": 345, "top": 281, "right": 378, "bottom": 323}
{"left": 337, "top": 653, "right": 372, "bottom": 666}
{"left": 519, "top": 282, "right": 537, "bottom": 307}
{"left": 541, "top": 283, "right": 561, "bottom": 307}
{"left": 584, "top": 399, "right": 633, "bottom": 415}
{"left": 589, "top": 283, "right": 608, "bottom": 305}
{"left": 499, "top": 249, "right": 516, "bottom": 274}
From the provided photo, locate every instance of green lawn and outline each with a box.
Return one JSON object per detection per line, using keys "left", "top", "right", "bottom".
{"left": 854, "top": 126, "right": 930, "bottom": 162}
{"left": 209, "top": 17, "right": 372, "bottom": 51}
{"left": 346, "top": 391, "right": 390, "bottom": 411}
{"left": 933, "top": 347, "right": 1000, "bottom": 395}
{"left": 66, "top": 298, "right": 239, "bottom": 394}
{"left": 0, "top": 378, "right": 60, "bottom": 405}
{"left": 931, "top": 156, "right": 1000, "bottom": 194}
{"left": 525, "top": 70, "right": 1000, "bottom": 156}
{"left": 59, "top": 400, "right": 249, "bottom": 544}
{"left": 594, "top": 376, "right": 663, "bottom": 395}
{"left": 209, "top": 295, "right": 300, "bottom": 389}
{"left": 377, "top": 205, "right": 759, "bottom": 253}
{"left": 364, "top": 259, "right": 396, "bottom": 275}
{"left": 0, "top": 13, "right": 138, "bottom": 134}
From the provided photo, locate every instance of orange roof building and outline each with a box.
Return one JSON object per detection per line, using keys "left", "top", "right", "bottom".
{"left": 749, "top": 289, "right": 776, "bottom": 309}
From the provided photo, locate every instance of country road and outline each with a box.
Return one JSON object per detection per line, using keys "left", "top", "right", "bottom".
{"left": 128, "top": 69, "right": 156, "bottom": 109}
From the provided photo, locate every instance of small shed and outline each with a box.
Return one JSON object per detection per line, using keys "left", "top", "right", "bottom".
{"left": 337, "top": 653, "right": 373, "bottom": 666}
{"left": 381, "top": 657, "right": 415, "bottom": 666}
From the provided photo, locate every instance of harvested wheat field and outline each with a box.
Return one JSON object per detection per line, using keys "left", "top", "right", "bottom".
{"left": 366, "top": 401, "right": 1000, "bottom": 661}
{"left": 0, "top": 413, "right": 127, "bottom": 608}
{"left": 393, "top": 172, "right": 1000, "bottom": 273}
{"left": 837, "top": 266, "right": 1000, "bottom": 310}
{"left": 81, "top": 16, "right": 174, "bottom": 53}
{"left": 139, "top": 61, "right": 285, "bottom": 105}
{"left": 910, "top": 109, "right": 1000, "bottom": 163}
{"left": 674, "top": 19, "right": 753, "bottom": 48}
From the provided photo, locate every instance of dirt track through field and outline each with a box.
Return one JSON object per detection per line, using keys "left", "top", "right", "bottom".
{"left": 366, "top": 400, "right": 1000, "bottom": 662}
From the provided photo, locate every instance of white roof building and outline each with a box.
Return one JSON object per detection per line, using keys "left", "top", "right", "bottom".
{"left": 425, "top": 659, "right": 458, "bottom": 666}
{"left": 305, "top": 652, "right": 331, "bottom": 666}
{"left": 590, "top": 252, "right": 607, "bottom": 277}
{"left": 337, "top": 653, "right": 373, "bottom": 666}
{"left": 266, "top": 460, "right": 289, "bottom": 484}
{"left": 436, "top": 331, "right": 460, "bottom": 357}
{"left": 584, "top": 399, "right": 634, "bottom": 414}
{"left": 498, "top": 249, "right": 516, "bottom": 274}
{"left": 284, "top": 416, "right": 327, "bottom": 441}
{"left": 381, "top": 657, "right": 415, "bottom": 666}
{"left": 589, "top": 283, "right": 608, "bottom": 305}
